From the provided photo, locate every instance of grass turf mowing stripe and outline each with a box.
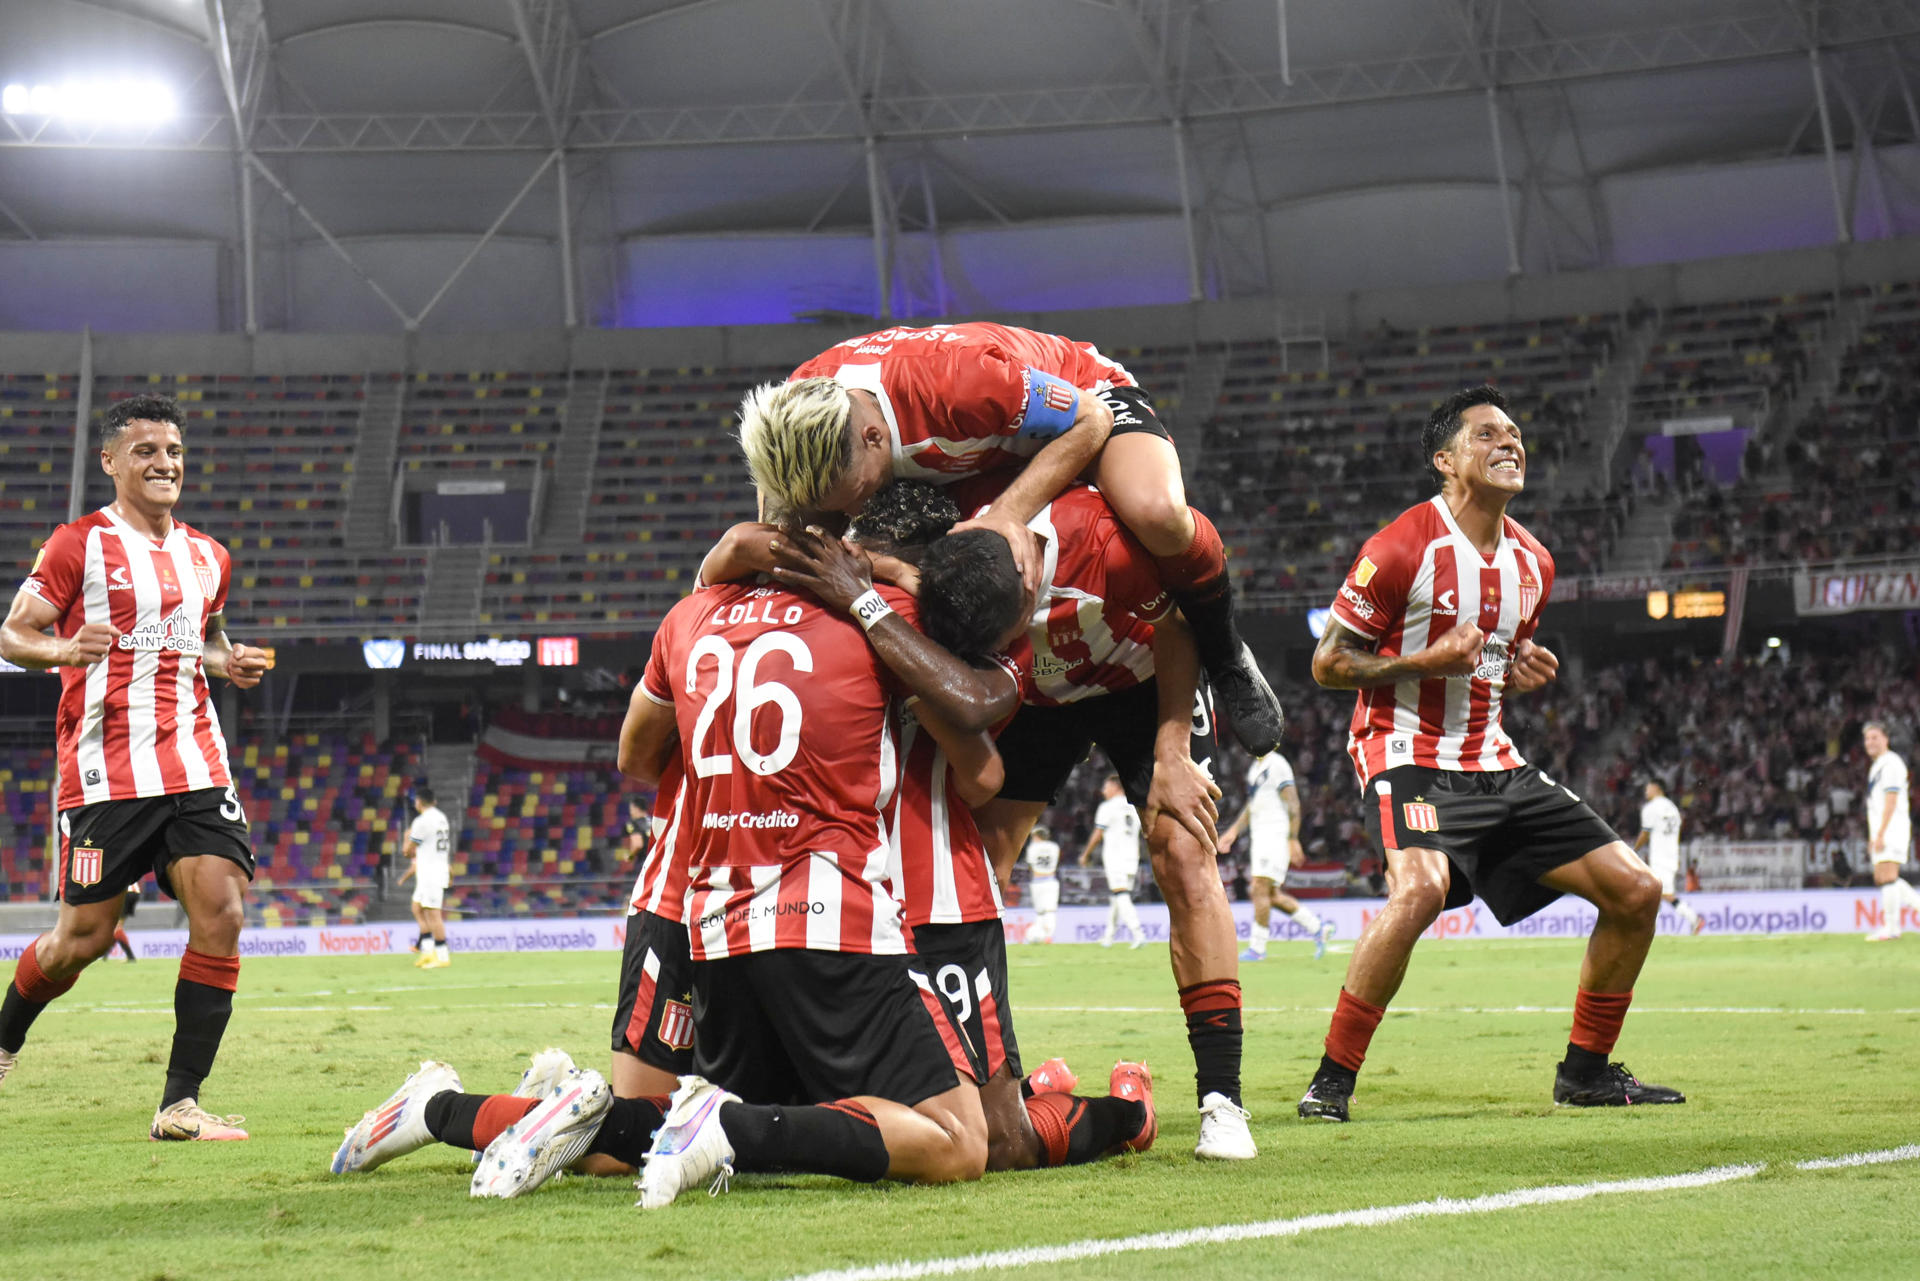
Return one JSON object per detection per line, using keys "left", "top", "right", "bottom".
{"left": 780, "top": 1164, "right": 1765, "bottom": 1281}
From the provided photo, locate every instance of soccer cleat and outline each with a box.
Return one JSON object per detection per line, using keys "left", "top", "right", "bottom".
{"left": 637, "top": 1075, "right": 738, "bottom": 1210}
{"left": 1238, "top": 946, "right": 1266, "bottom": 963}
{"left": 1865, "top": 930, "right": 1899, "bottom": 943}
{"left": 471, "top": 1067, "right": 612, "bottom": 1198}
{"left": 1194, "top": 1091, "right": 1256, "bottom": 1159}
{"left": 1109, "top": 1061, "right": 1156, "bottom": 1153}
{"left": 412, "top": 951, "right": 432, "bottom": 968}
{"left": 151, "top": 1098, "right": 249, "bottom": 1141}
{"left": 0, "top": 1046, "right": 15, "bottom": 1089}
{"left": 1552, "top": 1061, "right": 1686, "bottom": 1107}
{"left": 1210, "top": 642, "right": 1285, "bottom": 757}
{"left": 1314, "top": 920, "right": 1336, "bottom": 960}
{"left": 1690, "top": 916, "right": 1706, "bottom": 936}
{"left": 1026, "top": 1057, "right": 1079, "bottom": 1095}
{"left": 1130, "top": 934, "right": 1145, "bottom": 951}
{"left": 472, "top": 1047, "right": 576, "bottom": 1164}
{"left": 423, "top": 953, "right": 451, "bottom": 969}
{"left": 332, "top": 1059, "right": 461, "bottom": 1173}
{"left": 1297, "top": 1070, "right": 1353, "bottom": 1122}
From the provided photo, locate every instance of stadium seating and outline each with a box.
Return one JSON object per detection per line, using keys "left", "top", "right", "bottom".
{"left": 447, "top": 753, "right": 630, "bottom": 918}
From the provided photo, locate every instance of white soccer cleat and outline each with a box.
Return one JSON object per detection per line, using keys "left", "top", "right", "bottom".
{"left": 636, "top": 1075, "right": 738, "bottom": 1210}
{"left": 472, "top": 1047, "right": 580, "bottom": 1164}
{"left": 1865, "top": 929, "right": 1900, "bottom": 943}
{"left": 151, "top": 1097, "right": 249, "bottom": 1142}
{"left": 471, "top": 1067, "right": 611, "bottom": 1199}
{"left": 0, "top": 1046, "right": 16, "bottom": 1090}
{"left": 331, "top": 1059, "right": 460, "bottom": 1173}
{"left": 1194, "top": 1091, "right": 1257, "bottom": 1160}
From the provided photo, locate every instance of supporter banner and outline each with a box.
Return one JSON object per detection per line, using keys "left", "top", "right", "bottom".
{"left": 1688, "top": 840, "right": 1805, "bottom": 891}
{"left": 477, "top": 724, "right": 619, "bottom": 770}
{"left": 1794, "top": 565, "right": 1920, "bottom": 615}
{"left": 6, "top": 890, "right": 1913, "bottom": 962}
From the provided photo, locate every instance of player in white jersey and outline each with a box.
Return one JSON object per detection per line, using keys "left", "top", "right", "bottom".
{"left": 399, "top": 786, "right": 454, "bottom": 968}
{"left": 1083, "top": 776, "right": 1147, "bottom": 948}
{"left": 1021, "top": 825, "right": 1063, "bottom": 944}
{"left": 1634, "top": 779, "right": 1702, "bottom": 935}
{"left": 0, "top": 395, "right": 267, "bottom": 1140}
{"left": 1217, "top": 752, "right": 1334, "bottom": 960}
{"left": 1862, "top": 721, "right": 1919, "bottom": 942}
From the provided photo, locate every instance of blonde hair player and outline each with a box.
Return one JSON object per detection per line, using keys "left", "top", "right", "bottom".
{"left": 1862, "top": 721, "right": 1918, "bottom": 942}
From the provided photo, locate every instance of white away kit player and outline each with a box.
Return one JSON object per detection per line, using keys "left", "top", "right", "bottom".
{"left": 1634, "top": 779, "right": 1701, "bottom": 935}
{"left": 1863, "top": 721, "right": 1918, "bottom": 942}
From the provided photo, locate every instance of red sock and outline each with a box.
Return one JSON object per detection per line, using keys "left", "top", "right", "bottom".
{"left": 1148, "top": 508, "right": 1228, "bottom": 597}
{"left": 1324, "top": 988, "right": 1387, "bottom": 1073}
{"left": 112, "top": 926, "right": 131, "bottom": 949}
{"left": 1025, "top": 1092, "right": 1076, "bottom": 1166}
{"left": 13, "top": 936, "right": 78, "bottom": 1003}
{"left": 180, "top": 948, "right": 240, "bottom": 992}
{"left": 1569, "top": 988, "right": 1634, "bottom": 1056}
{"left": 472, "top": 1095, "right": 541, "bottom": 1149}
{"left": 1023, "top": 1092, "right": 1144, "bottom": 1166}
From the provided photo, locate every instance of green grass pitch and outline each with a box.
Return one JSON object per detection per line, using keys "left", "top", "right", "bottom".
{"left": 2, "top": 933, "right": 1914, "bottom": 1280}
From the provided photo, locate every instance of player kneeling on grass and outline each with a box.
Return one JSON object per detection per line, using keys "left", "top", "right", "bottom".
{"left": 1297, "top": 387, "right": 1683, "bottom": 1122}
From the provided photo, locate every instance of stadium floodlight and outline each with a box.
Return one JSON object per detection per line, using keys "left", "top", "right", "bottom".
{"left": 1766, "top": 636, "right": 1783, "bottom": 648}
{"left": 1, "top": 78, "right": 176, "bottom": 122}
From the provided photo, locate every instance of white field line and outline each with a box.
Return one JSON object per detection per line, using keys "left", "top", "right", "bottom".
{"left": 1797, "top": 1144, "right": 1920, "bottom": 1169}
{"left": 781, "top": 1147, "right": 1920, "bottom": 1281}
{"left": 782, "top": 1164, "right": 1764, "bottom": 1281}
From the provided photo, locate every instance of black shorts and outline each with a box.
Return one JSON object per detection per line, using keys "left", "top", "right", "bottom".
{"left": 1364, "top": 764, "right": 1622, "bottom": 926}
{"left": 993, "top": 677, "right": 1221, "bottom": 811}
{"left": 1098, "top": 385, "right": 1172, "bottom": 442}
{"left": 691, "top": 948, "right": 961, "bottom": 1109}
{"left": 609, "top": 909, "right": 696, "bottom": 1075}
{"left": 909, "top": 919, "right": 1022, "bottom": 1086}
{"left": 59, "top": 787, "right": 255, "bottom": 907}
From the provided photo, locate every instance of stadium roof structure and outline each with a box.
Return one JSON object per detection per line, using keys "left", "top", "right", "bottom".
{"left": 4, "top": 0, "right": 1920, "bottom": 332}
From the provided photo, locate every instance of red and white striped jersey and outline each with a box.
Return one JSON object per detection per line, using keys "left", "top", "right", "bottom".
{"left": 888, "top": 711, "right": 1003, "bottom": 929}
{"left": 790, "top": 323, "right": 1137, "bottom": 485}
{"left": 641, "top": 580, "right": 912, "bottom": 960}
{"left": 989, "top": 485, "right": 1172, "bottom": 707}
{"left": 18, "top": 507, "right": 236, "bottom": 811}
{"left": 626, "top": 753, "right": 691, "bottom": 924}
{"left": 1329, "top": 496, "right": 1555, "bottom": 789}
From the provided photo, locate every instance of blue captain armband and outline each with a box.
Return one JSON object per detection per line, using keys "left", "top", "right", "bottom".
{"left": 1016, "top": 369, "right": 1081, "bottom": 440}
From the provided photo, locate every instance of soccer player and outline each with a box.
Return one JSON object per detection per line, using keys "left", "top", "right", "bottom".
{"left": 1863, "top": 721, "right": 1918, "bottom": 942}
{"left": 616, "top": 557, "right": 994, "bottom": 1209}
{"left": 1083, "top": 775, "right": 1147, "bottom": 949}
{"left": 0, "top": 394, "right": 267, "bottom": 1139}
{"left": 398, "top": 785, "right": 453, "bottom": 968}
{"left": 1217, "top": 750, "right": 1334, "bottom": 961}
{"left": 1634, "top": 779, "right": 1702, "bottom": 936}
{"left": 736, "top": 321, "right": 1284, "bottom": 755}
{"left": 1022, "top": 825, "right": 1062, "bottom": 944}
{"left": 1296, "top": 385, "right": 1683, "bottom": 1122}
{"left": 775, "top": 483, "right": 1254, "bottom": 1160}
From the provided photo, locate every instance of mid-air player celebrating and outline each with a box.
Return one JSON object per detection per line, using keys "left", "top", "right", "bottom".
{"left": 736, "top": 321, "right": 1284, "bottom": 755}
{"left": 0, "top": 395, "right": 268, "bottom": 1139}
{"left": 1296, "top": 386, "right": 1683, "bottom": 1121}
{"left": 1634, "top": 779, "right": 1703, "bottom": 935}
{"left": 1217, "top": 750, "right": 1335, "bottom": 960}
{"left": 1863, "top": 720, "right": 1918, "bottom": 942}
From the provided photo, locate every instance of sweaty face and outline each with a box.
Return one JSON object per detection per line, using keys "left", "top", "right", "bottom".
{"left": 1864, "top": 726, "right": 1888, "bottom": 758}
{"left": 103, "top": 419, "right": 185, "bottom": 512}
{"left": 1439, "top": 404, "right": 1525, "bottom": 496}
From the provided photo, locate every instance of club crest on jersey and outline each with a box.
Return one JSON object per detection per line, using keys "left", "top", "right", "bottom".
{"left": 1402, "top": 802, "right": 1440, "bottom": 833}
{"left": 1519, "top": 577, "right": 1540, "bottom": 620}
{"left": 70, "top": 843, "right": 104, "bottom": 887}
{"left": 194, "top": 559, "right": 218, "bottom": 597}
{"left": 656, "top": 998, "right": 695, "bottom": 1052}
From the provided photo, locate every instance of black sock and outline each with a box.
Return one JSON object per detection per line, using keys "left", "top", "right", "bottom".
{"left": 1170, "top": 581, "right": 1242, "bottom": 677}
{"left": 0, "top": 984, "right": 49, "bottom": 1055}
{"left": 162, "top": 980, "right": 235, "bottom": 1109}
{"left": 416, "top": 932, "right": 430, "bottom": 949}
{"left": 1183, "top": 997, "right": 1243, "bottom": 1107}
{"left": 423, "top": 1089, "right": 482, "bottom": 1148}
{"left": 719, "top": 1099, "right": 890, "bottom": 1182}
{"left": 583, "top": 1096, "right": 669, "bottom": 1167}
{"left": 1315, "top": 1054, "right": 1358, "bottom": 1088}
{"left": 1561, "top": 1043, "right": 1608, "bottom": 1080}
